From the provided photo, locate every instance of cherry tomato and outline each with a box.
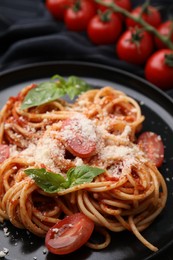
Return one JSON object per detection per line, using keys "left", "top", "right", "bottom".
{"left": 97, "top": 0, "right": 131, "bottom": 21}
{"left": 145, "top": 49, "right": 173, "bottom": 89}
{"left": 61, "top": 118, "right": 96, "bottom": 158}
{"left": 137, "top": 131, "right": 164, "bottom": 168}
{"left": 45, "top": 213, "right": 94, "bottom": 255}
{"left": 126, "top": 5, "right": 162, "bottom": 28}
{"left": 46, "top": 0, "right": 73, "bottom": 20}
{"left": 155, "top": 21, "right": 173, "bottom": 49}
{"left": 116, "top": 28, "right": 154, "bottom": 65}
{"left": 0, "top": 144, "right": 10, "bottom": 163}
{"left": 64, "top": 0, "right": 96, "bottom": 31}
{"left": 87, "top": 11, "right": 122, "bottom": 45}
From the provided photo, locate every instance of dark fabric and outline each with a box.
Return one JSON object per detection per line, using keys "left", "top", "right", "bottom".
{"left": 0, "top": 1, "right": 172, "bottom": 90}
{"left": 0, "top": 0, "right": 173, "bottom": 98}
{"left": 0, "top": 1, "right": 173, "bottom": 259}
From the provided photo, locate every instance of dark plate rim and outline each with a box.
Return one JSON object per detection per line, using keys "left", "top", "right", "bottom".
{"left": 0, "top": 60, "right": 172, "bottom": 103}
{"left": 0, "top": 60, "right": 173, "bottom": 260}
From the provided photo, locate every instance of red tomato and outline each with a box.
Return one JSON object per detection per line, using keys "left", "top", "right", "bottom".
{"left": 0, "top": 144, "right": 10, "bottom": 163}
{"left": 61, "top": 118, "right": 96, "bottom": 158}
{"left": 155, "top": 21, "right": 173, "bottom": 49}
{"left": 87, "top": 12, "right": 122, "bottom": 45}
{"left": 46, "top": 0, "right": 73, "bottom": 20}
{"left": 45, "top": 213, "right": 94, "bottom": 255}
{"left": 97, "top": 0, "right": 131, "bottom": 21}
{"left": 126, "top": 5, "right": 162, "bottom": 28}
{"left": 145, "top": 49, "right": 173, "bottom": 89}
{"left": 137, "top": 132, "right": 164, "bottom": 168}
{"left": 64, "top": 0, "right": 96, "bottom": 31}
{"left": 116, "top": 29, "right": 154, "bottom": 65}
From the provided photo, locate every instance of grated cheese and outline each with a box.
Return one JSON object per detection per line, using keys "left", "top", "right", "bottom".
{"left": 100, "top": 145, "right": 134, "bottom": 161}
{"left": 34, "top": 135, "right": 64, "bottom": 173}
{"left": 74, "top": 157, "right": 84, "bottom": 166}
{"left": 62, "top": 114, "right": 97, "bottom": 142}
{"left": 6, "top": 112, "right": 148, "bottom": 180}
{"left": 0, "top": 251, "right": 6, "bottom": 258}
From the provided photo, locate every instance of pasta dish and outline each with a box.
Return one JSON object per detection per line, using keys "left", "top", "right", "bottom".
{"left": 0, "top": 76, "right": 167, "bottom": 255}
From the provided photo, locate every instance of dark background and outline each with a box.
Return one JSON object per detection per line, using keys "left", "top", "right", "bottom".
{"left": 0, "top": 1, "right": 173, "bottom": 259}
{"left": 0, "top": 0, "right": 173, "bottom": 98}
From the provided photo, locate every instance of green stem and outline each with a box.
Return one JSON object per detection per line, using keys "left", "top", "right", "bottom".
{"left": 98, "top": 9, "right": 112, "bottom": 22}
{"left": 165, "top": 53, "right": 173, "bottom": 67}
{"left": 139, "top": 0, "right": 150, "bottom": 17}
{"left": 73, "top": 0, "right": 81, "bottom": 12}
{"left": 95, "top": 0, "right": 173, "bottom": 50}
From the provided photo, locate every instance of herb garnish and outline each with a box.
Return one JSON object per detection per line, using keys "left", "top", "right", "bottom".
{"left": 24, "top": 165, "right": 104, "bottom": 193}
{"left": 21, "top": 75, "right": 91, "bottom": 110}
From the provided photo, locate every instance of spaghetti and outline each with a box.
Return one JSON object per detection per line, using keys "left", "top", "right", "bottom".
{"left": 0, "top": 81, "right": 167, "bottom": 253}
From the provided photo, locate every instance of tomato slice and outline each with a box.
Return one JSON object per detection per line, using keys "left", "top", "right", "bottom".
{"left": 61, "top": 118, "right": 96, "bottom": 158}
{"left": 0, "top": 144, "right": 10, "bottom": 163}
{"left": 137, "top": 131, "right": 164, "bottom": 167}
{"left": 45, "top": 213, "right": 94, "bottom": 255}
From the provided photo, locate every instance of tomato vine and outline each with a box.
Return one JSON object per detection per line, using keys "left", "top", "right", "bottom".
{"left": 95, "top": 0, "right": 173, "bottom": 50}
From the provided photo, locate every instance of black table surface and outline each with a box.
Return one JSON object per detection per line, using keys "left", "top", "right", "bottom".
{"left": 0, "top": 0, "right": 173, "bottom": 259}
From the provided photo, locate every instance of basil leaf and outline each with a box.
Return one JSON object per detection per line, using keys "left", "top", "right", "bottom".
{"left": 65, "top": 76, "right": 91, "bottom": 100}
{"left": 66, "top": 166, "right": 104, "bottom": 187}
{"left": 25, "top": 168, "right": 66, "bottom": 193}
{"left": 51, "top": 74, "right": 66, "bottom": 84}
{"left": 21, "top": 75, "right": 91, "bottom": 110}
{"left": 24, "top": 165, "right": 104, "bottom": 193}
{"left": 21, "top": 82, "right": 65, "bottom": 110}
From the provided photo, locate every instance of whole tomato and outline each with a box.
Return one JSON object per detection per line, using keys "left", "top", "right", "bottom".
{"left": 46, "top": 0, "right": 73, "bottom": 20}
{"left": 97, "top": 0, "right": 131, "bottom": 21}
{"left": 126, "top": 5, "right": 162, "bottom": 28}
{"left": 116, "top": 28, "right": 154, "bottom": 65}
{"left": 145, "top": 49, "right": 173, "bottom": 89}
{"left": 155, "top": 21, "right": 173, "bottom": 49}
{"left": 87, "top": 11, "right": 122, "bottom": 45}
{"left": 64, "top": 0, "right": 96, "bottom": 31}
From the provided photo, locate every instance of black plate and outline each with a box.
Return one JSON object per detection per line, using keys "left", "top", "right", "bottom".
{"left": 0, "top": 61, "right": 173, "bottom": 260}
